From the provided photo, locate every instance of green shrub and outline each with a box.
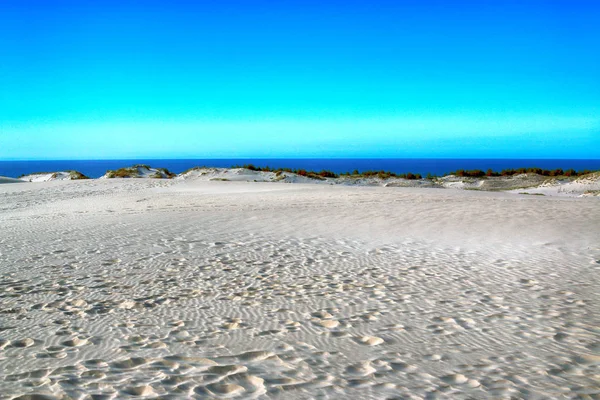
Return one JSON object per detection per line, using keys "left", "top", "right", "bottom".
{"left": 398, "top": 172, "right": 422, "bottom": 180}
{"left": 157, "top": 168, "right": 176, "bottom": 178}
{"left": 447, "top": 167, "right": 597, "bottom": 178}
{"left": 450, "top": 169, "right": 485, "bottom": 178}
{"left": 318, "top": 170, "right": 338, "bottom": 178}
{"left": 105, "top": 166, "right": 139, "bottom": 178}
{"left": 68, "top": 171, "right": 89, "bottom": 180}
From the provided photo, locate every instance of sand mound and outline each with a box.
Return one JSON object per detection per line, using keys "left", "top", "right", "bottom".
{"left": 179, "top": 167, "right": 439, "bottom": 188}
{"left": 100, "top": 165, "right": 175, "bottom": 179}
{"left": 434, "top": 173, "right": 546, "bottom": 191}
{"left": 177, "top": 167, "right": 334, "bottom": 184}
{"left": 507, "top": 172, "right": 600, "bottom": 197}
{"left": 24, "top": 163, "right": 586, "bottom": 198}
{"left": 176, "top": 167, "right": 600, "bottom": 197}
{"left": 18, "top": 171, "right": 88, "bottom": 182}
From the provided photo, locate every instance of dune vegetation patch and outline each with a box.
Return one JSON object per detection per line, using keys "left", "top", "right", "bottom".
{"left": 230, "top": 164, "right": 424, "bottom": 180}
{"left": 105, "top": 165, "right": 176, "bottom": 179}
{"left": 18, "top": 170, "right": 89, "bottom": 180}
{"left": 18, "top": 171, "right": 54, "bottom": 178}
{"left": 232, "top": 164, "right": 339, "bottom": 180}
{"left": 448, "top": 167, "right": 596, "bottom": 178}
{"left": 341, "top": 170, "right": 423, "bottom": 180}
{"left": 68, "top": 171, "right": 90, "bottom": 180}
{"left": 152, "top": 168, "right": 176, "bottom": 179}
{"left": 106, "top": 167, "right": 140, "bottom": 178}
{"left": 172, "top": 164, "right": 600, "bottom": 185}
{"left": 582, "top": 190, "right": 600, "bottom": 196}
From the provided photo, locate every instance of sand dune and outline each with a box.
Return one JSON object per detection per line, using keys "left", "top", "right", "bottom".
{"left": 179, "top": 168, "right": 600, "bottom": 197}
{"left": 100, "top": 165, "right": 175, "bottom": 179}
{"left": 18, "top": 171, "right": 89, "bottom": 182}
{"left": 7, "top": 165, "right": 600, "bottom": 197}
{"left": 0, "top": 179, "right": 598, "bottom": 399}
{"left": 507, "top": 172, "right": 600, "bottom": 197}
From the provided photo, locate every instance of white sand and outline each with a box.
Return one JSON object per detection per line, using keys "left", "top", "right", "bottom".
{"left": 100, "top": 165, "right": 174, "bottom": 179}
{"left": 178, "top": 168, "right": 600, "bottom": 197}
{"left": 19, "top": 171, "right": 86, "bottom": 182}
{"left": 0, "top": 178, "right": 598, "bottom": 399}
{"left": 507, "top": 172, "right": 600, "bottom": 197}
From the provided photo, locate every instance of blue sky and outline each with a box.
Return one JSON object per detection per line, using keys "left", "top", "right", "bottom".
{"left": 1, "top": 0, "right": 599, "bottom": 159}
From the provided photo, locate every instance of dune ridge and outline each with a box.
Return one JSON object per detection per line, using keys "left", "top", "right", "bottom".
{"left": 4, "top": 165, "right": 599, "bottom": 197}
{"left": 17, "top": 171, "right": 89, "bottom": 182}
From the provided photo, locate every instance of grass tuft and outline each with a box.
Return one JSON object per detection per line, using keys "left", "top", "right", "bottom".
{"left": 449, "top": 168, "right": 596, "bottom": 178}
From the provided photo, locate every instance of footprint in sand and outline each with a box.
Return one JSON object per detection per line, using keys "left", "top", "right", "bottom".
{"left": 345, "top": 361, "right": 377, "bottom": 377}
{"left": 12, "top": 338, "right": 35, "bottom": 348}
{"left": 62, "top": 337, "right": 88, "bottom": 347}
{"left": 355, "top": 336, "right": 385, "bottom": 346}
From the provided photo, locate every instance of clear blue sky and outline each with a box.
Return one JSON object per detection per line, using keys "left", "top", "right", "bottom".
{"left": 1, "top": 0, "right": 599, "bottom": 160}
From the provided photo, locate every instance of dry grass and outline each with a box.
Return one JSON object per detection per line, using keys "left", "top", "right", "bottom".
{"left": 105, "top": 167, "right": 140, "bottom": 178}
{"left": 68, "top": 171, "right": 89, "bottom": 180}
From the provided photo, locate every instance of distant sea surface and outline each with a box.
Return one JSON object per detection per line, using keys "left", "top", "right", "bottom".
{"left": 1, "top": 159, "right": 600, "bottom": 179}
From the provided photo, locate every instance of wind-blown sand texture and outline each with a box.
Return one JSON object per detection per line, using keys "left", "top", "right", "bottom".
{"left": 0, "top": 178, "right": 599, "bottom": 399}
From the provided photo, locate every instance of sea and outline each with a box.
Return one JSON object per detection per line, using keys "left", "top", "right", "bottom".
{"left": 1, "top": 159, "right": 599, "bottom": 179}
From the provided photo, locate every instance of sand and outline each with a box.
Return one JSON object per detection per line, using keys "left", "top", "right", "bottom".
{"left": 177, "top": 168, "right": 600, "bottom": 197}
{"left": 6, "top": 167, "right": 600, "bottom": 198}
{"left": 0, "top": 177, "right": 24, "bottom": 184}
{"left": 0, "top": 178, "right": 598, "bottom": 399}
{"left": 18, "top": 172, "right": 88, "bottom": 183}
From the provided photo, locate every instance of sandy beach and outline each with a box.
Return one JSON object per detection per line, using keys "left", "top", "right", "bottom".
{"left": 0, "top": 178, "right": 599, "bottom": 399}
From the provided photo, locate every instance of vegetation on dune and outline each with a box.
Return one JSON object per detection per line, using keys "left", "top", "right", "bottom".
{"left": 157, "top": 168, "right": 176, "bottom": 178}
{"left": 231, "top": 164, "right": 424, "bottom": 180}
{"left": 106, "top": 167, "right": 139, "bottom": 178}
{"left": 448, "top": 167, "right": 596, "bottom": 178}
{"left": 68, "top": 170, "right": 90, "bottom": 180}
{"left": 339, "top": 170, "right": 423, "bottom": 180}
{"left": 105, "top": 165, "right": 175, "bottom": 179}
{"left": 231, "top": 164, "right": 339, "bottom": 180}
{"left": 447, "top": 169, "right": 487, "bottom": 178}
{"left": 180, "top": 166, "right": 215, "bottom": 175}
{"left": 18, "top": 171, "right": 54, "bottom": 177}
{"left": 17, "top": 170, "right": 89, "bottom": 179}
{"left": 108, "top": 163, "right": 598, "bottom": 182}
{"left": 583, "top": 190, "right": 600, "bottom": 196}
{"left": 230, "top": 166, "right": 598, "bottom": 180}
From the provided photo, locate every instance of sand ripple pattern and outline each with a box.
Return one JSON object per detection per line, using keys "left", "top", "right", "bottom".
{"left": 0, "top": 179, "right": 599, "bottom": 399}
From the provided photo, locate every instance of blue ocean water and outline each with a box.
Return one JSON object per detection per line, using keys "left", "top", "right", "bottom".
{"left": 1, "top": 159, "right": 599, "bottom": 179}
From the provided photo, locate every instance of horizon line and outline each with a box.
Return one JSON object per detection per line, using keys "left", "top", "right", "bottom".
{"left": 2, "top": 157, "right": 600, "bottom": 162}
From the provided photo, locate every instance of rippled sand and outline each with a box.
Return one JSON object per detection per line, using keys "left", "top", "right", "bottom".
{"left": 0, "top": 179, "right": 598, "bottom": 399}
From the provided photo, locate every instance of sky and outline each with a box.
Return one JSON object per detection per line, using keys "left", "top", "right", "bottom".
{"left": 1, "top": 0, "right": 599, "bottom": 160}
